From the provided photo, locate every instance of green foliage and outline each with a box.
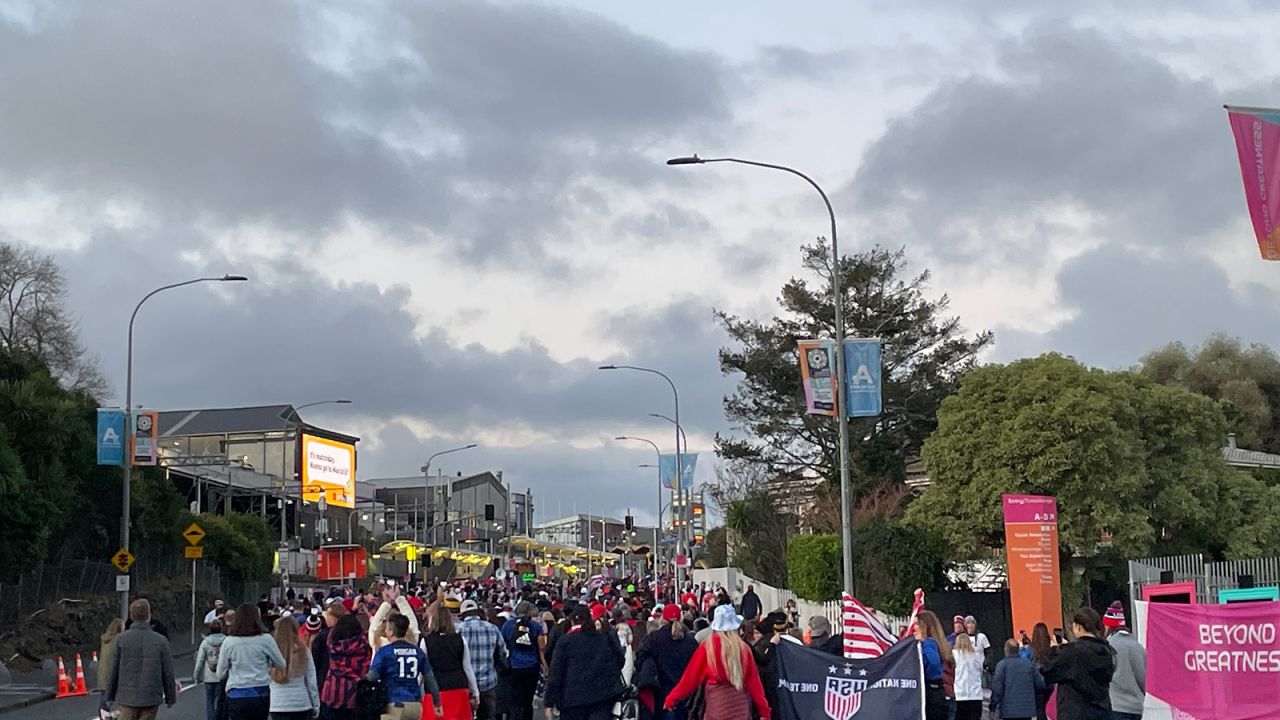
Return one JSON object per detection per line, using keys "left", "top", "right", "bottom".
{"left": 908, "top": 354, "right": 1234, "bottom": 570}
{"left": 788, "top": 534, "right": 842, "bottom": 601}
{"left": 705, "top": 526, "right": 727, "bottom": 567}
{"left": 178, "top": 512, "right": 274, "bottom": 599}
{"left": 717, "top": 243, "right": 991, "bottom": 494}
{"left": 851, "top": 516, "right": 951, "bottom": 615}
{"left": 1140, "top": 335, "right": 1280, "bottom": 453}
{"left": 726, "top": 493, "right": 791, "bottom": 587}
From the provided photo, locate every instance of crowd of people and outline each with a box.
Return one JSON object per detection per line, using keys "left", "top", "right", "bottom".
{"left": 95, "top": 576, "right": 1149, "bottom": 720}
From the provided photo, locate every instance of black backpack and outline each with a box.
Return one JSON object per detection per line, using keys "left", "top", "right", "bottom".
{"left": 355, "top": 678, "right": 387, "bottom": 720}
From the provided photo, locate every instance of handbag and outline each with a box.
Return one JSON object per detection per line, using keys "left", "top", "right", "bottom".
{"left": 686, "top": 685, "right": 705, "bottom": 720}
{"left": 355, "top": 678, "right": 387, "bottom": 720}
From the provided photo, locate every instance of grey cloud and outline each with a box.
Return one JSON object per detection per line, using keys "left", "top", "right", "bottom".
{"left": 996, "top": 243, "right": 1280, "bottom": 368}
{"left": 749, "top": 45, "right": 854, "bottom": 81}
{"left": 849, "top": 26, "right": 1237, "bottom": 262}
{"left": 0, "top": 0, "right": 734, "bottom": 266}
{"left": 611, "top": 203, "right": 712, "bottom": 240}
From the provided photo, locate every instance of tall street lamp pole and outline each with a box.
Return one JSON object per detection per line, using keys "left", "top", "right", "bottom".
{"left": 615, "top": 436, "right": 663, "bottom": 574}
{"left": 648, "top": 412, "right": 691, "bottom": 557}
{"left": 420, "top": 444, "right": 478, "bottom": 546}
{"left": 121, "top": 274, "right": 248, "bottom": 618}
{"left": 668, "top": 153, "right": 855, "bottom": 594}
{"left": 599, "top": 364, "right": 684, "bottom": 588}
{"left": 281, "top": 399, "right": 352, "bottom": 548}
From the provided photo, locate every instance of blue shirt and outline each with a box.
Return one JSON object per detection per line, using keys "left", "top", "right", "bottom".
{"left": 501, "top": 618, "right": 543, "bottom": 670}
{"left": 921, "top": 638, "right": 943, "bottom": 682}
{"left": 370, "top": 640, "right": 431, "bottom": 704}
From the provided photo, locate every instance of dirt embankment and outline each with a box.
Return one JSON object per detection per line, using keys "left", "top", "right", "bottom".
{"left": 0, "top": 577, "right": 217, "bottom": 672}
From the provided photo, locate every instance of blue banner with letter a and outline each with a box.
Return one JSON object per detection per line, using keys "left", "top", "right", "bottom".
{"left": 842, "top": 338, "right": 882, "bottom": 417}
{"left": 775, "top": 638, "right": 924, "bottom": 720}
{"left": 97, "top": 408, "right": 125, "bottom": 466}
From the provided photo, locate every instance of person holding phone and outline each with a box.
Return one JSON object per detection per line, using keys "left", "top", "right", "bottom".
{"left": 1042, "top": 609, "right": 1115, "bottom": 720}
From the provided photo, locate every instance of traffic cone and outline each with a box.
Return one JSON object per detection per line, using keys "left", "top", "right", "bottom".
{"left": 54, "top": 656, "right": 71, "bottom": 698}
{"left": 71, "top": 653, "right": 88, "bottom": 696}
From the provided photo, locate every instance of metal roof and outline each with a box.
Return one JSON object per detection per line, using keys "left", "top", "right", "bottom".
{"left": 159, "top": 405, "right": 298, "bottom": 437}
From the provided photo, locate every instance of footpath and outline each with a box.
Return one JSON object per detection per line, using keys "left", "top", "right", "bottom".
{"left": 0, "top": 635, "right": 198, "bottom": 715}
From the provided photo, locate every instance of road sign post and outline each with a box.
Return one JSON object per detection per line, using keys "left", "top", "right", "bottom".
{"left": 183, "top": 523, "right": 205, "bottom": 643}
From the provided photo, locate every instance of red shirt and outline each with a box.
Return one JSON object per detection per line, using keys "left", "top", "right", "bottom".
{"left": 664, "top": 634, "right": 771, "bottom": 719}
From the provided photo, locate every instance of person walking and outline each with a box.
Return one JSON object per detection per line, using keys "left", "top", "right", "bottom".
{"left": 805, "top": 616, "right": 843, "bottom": 656}
{"left": 458, "top": 599, "right": 507, "bottom": 720}
{"left": 268, "top": 616, "right": 320, "bottom": 720}
{"left": 991, "top": 639, "right": 1044, "bottom": 720}
{"left": 368, "top": 613, "right": 443, "bottom": 720}
{"left": 1029, "top": 624, "right": 1054, "bottom": 720}
{"left": 636, "top": 603, "right": 698, "bottom": 720}
{"left": 98, "top": 619, "right": 125, "bottom": 693}
{"left": 738, "top": 585, "right": 762, "bottom": 622}
{"left": 914, "top": 611, "right": 953, "bottom": 720}
{"left": 195, "top": 619, "right": 228, "bottom": 720}
{"left": 501, "top": 601, "right": 546, "bottom": 720}
{"left": 664, "top": 605, "right": 771, "bottom": 720}
{"left": 320, "top": 614, "right": 372, "bottom": 720}
{"left": 544, "top": 605, "right": 627, "bottom": 720}
{"left": 216, "top": 604, "right": 287, "bottom": 720}
{"left": 1103, "top": 602, "right": 1145, "bottom": 720}
{"left": 205, "top": 599, "right": 227, "bottom": 625}
{"left": 1042, "top": 608, "right": 1115, "bottom": 720}
{"left": 105, "top": 599, "right": 177, "bottom": 720}
{"left": 952, "top": 633, "right": 984, "bottom": 720}
{"left": 420, "top": 602, "right": 479, "bottom": 720}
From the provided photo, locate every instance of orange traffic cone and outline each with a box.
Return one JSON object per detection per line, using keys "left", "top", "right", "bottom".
{"left": 71, "top": 653, "right": 88, "bottom": 696}
{"left": 54, "top": 656, "right": 71, "bottom": 698}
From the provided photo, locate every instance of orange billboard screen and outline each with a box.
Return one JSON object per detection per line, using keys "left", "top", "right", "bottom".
{"left": 300, "top": 433, "right": 356, "bottom": 508}
{"left": 1002, "top": 494, "right": 1063, "bottom": 637}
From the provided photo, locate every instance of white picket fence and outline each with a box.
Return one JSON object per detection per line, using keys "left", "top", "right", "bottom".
{"left": 691, "top": 567, "right": 910, "bottom": 633}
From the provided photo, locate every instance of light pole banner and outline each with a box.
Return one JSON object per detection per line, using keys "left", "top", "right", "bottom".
{"left": 659, "top": 453, "right": 697, "bottom": 490}
{"left": 96, "top": 409, "right": 125, "bottom": 466}
{"left": 842, "top": 338, "right": 882, "bottom": 417}
{"left": 130, "top": 409, "right": 159, "bottom": 466}
{"left": 797, "top": 339, "right": 839, "bottom": 416}
{"left": 1227, "top": 107, "right": 1280, "bottom": 260}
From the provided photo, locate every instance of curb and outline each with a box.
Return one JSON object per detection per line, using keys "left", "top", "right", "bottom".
{"left": 0, "top": 691, "right": 56, "bottom": 716}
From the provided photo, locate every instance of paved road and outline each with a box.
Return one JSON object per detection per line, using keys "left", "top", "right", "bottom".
{"left": 4, "top": 653, "right": 204, "bottom": 720}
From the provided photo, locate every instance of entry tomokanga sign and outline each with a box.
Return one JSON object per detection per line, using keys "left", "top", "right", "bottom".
{"left": 1147, "top": 600, "right": 1280, "bottom": 720}
{"left": 775, "top": 638, "right": 924, "bottom": 720}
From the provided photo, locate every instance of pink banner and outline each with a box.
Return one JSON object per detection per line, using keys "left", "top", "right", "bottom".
{"left": 1227, "top": 108, "right": 1280, "bottom": 260}
{"left": 1147, "top": 601, "right": 1280, "bottom": 719}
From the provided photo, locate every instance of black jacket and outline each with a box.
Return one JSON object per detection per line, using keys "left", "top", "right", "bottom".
{"left": 312, "top": 626, "right": 330, "bottom": 687}
{"left": 1042, "top": 636, "right": 1115, "bottom": 720}
{"left": 543, "top": 628, "right": 625, "bottom": 710}
{"left": 635, "top": 624, "right": 699, "bottom": 707}
{"left": 813, "top": 634, "right": 844, "bottom": 656}
{"left": 740, "top": 591, "right": 762, "bottom": 619}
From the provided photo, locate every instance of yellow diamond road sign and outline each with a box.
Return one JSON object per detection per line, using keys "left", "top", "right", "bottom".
{"left": 111, "top": 548, "right": 135, "bottom": 573}
{"left": 182, "top": 523, "right": 206, "bottom": 546}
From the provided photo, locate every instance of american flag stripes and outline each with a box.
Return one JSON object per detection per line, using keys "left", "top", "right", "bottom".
{"left": 841, "top": 589, "right": 926, "bottom": 659}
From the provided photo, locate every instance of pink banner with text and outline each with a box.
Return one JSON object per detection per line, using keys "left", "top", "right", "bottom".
{"left": 1227, "top": 108, "right": 1280, "bottom": 260}
{"left": 1147, "top": 601, "right": 1280, "bottom": 719}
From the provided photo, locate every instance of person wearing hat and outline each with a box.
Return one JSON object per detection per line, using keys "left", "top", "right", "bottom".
{"left": 636, "top": 602, "right": 699, "bottom": 719}
{"left": 500, "top": 601, "right": 546, "bottom": 720}
{"left": 1104, "top": 601, "right": 1145, "bottom": 720}
{"left": 204, "top": 599, "right": 226, "bottom": 625}
{"left": 458, "top": 598, "right": 507, "bottom": 720}
{"left": 806, "top": 616, "right": 842, "bottom": 657}
{"left": 664, "top": 605, "right": 771, "bottom": 719}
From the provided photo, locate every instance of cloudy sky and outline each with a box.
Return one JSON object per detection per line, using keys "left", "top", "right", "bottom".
{"left": 3, "top": 0, "right": 1279, "bottom": 525}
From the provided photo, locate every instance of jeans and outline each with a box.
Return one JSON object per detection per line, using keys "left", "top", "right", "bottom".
{"left": 228, "top": 694, "right": 271, "bottom": 720}
{"left": 475, "top": 689, "right": 497, "bottom": 720}
{"left": 206, "top": 684, "right": 220, "bottom": 720}
{"left": 505, "top": 667, "right": 540, "bottom": 720}
{"left": 1113, "top": 714, "right": 1143, "bottom": 720}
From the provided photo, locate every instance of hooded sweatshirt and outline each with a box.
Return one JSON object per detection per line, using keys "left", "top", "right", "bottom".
{"left": 1042, "top": 635, "right": 1115, "bottom": 720}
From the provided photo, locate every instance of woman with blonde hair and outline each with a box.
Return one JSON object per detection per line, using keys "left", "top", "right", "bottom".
{"left": 268, "top": 616, "right": 319, "bottom": 720}
{"left": 98, "top": 619, "right": 125, "bottom": 693}
{"left": 914, "top": 611, "right": 954, "bottom": 720}
{"left": 664, "top": 605, "right": 770, "bottom": 720}
{"left": 952, "top": 631, "right": 984, "bottom": 720}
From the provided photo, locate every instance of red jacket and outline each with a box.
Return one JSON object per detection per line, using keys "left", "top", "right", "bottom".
{"left": 664, "top": 634, "right": 771, "bottom": 719}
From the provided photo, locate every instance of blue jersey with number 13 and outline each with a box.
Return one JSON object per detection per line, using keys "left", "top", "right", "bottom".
{"left": 371, "top": 640, "right": 431, "bottom": 703}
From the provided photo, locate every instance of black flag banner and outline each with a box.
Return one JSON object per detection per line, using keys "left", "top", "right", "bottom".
{"left": 775, "top": 638, "right": 925, "bottom": 720}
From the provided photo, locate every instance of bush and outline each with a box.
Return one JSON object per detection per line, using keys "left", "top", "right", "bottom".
{"left": 788, "top": 534, "right": 842, "bottom": 600}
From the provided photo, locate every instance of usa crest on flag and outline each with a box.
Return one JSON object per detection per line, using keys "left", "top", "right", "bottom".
{"left": 824, "top": 676, "right": 867, "bottom": 720}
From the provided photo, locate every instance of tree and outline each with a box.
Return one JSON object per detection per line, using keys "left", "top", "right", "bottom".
{"left": 705, "top": 460, "right": 794, "bottom": 586}
{"left": 716, "top": 243, "right": 991, "bottom": 497}
{"left": 1140, "top": 334, "right": 1280, "bottom": 453}
{"left": 788, "top": 535, "right": 842, "bottom": 600}
{"left": 907, "top": 354, "right": 1235, "bottom": 567}
{"left": 0, "top": 242, "right": 105, "bottom": 394}
{"left": 177, "top": 512, "right": 274, "bottom": 599}
{"left": 704, "top": 526, "right": 727, "bottom": 567}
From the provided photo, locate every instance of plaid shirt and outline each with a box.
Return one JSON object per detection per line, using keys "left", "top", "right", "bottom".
{"left": 458, "top": 616, "right": 507, "bottom": 692}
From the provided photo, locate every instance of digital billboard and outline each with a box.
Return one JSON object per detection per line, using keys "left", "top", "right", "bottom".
{"left": 300, "top": 432, "right": 356, "bottom": 508}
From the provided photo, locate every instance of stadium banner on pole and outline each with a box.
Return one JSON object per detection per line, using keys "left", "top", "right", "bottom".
{"left": 842, "top": 338, "right": 882, "bottom": 418}
{"left": 798, "top": 339, "right": 838, "bottom": 416}
{"left": 1226, "top": 106, "right": 1280, "bottom": 260}
{"left": 659, "top": 453, "right": 697, "bottom": 490}
{"left": 97, "top": 408, "right": 125, "bottom": 466}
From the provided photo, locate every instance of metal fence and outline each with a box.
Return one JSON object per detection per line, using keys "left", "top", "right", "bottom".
{"left": 0, "top": 555, "right": 224, "bottom": 624}
{"left": 1128, "top": 552, "right": 1280, "bottom": 608}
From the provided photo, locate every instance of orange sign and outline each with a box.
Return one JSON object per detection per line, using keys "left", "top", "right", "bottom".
{"left": 1002, "top": 494, "right": 1063, "bottom": 638}
{"left": 299, "top": 433, "right": 356, "bottom": 508}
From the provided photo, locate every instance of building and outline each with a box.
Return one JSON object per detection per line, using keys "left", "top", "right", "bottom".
{"left": 368, "top": 471, "right": 532, "bottom": 553}
{"left": 534, "top": 514, "right": 654, "bottom": 553}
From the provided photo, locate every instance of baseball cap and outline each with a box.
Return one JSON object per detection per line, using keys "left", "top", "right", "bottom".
{"left": 460, "top": 599, "right": 480, "bottom": 615}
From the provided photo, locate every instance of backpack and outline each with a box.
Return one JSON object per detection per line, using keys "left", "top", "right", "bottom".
{"left": 511, "top": 619, "right": 534, "bottom": 650}
{"left": 205, "top": 639, "right": 222, "bottom": 675}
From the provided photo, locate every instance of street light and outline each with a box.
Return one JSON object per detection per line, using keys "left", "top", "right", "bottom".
{"left": 420, "top": 444, "right": 479, "bottom": 545}
{"left": 647, "top": 412, "right": 691, "bottom": 554}
{"left": 616, "top": 436, "right": 664, "bottom": 576}
{"left": 668, "top": 153, "right": 854, "bottom": 594}
{"left": 599, "top": 364, "right": 686, "bottom": 587}
{"left": 120, "top": 274, "right": 247, "bottom": 618}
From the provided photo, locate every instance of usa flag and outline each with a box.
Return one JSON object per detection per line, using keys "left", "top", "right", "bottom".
{"left": 824, "top": 676, "right": 866, "bottom": 720}
{"left": 841, "top": 589, "right": 925, "bottom": 659}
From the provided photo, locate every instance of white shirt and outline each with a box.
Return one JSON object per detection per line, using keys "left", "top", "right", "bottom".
{"left": 953, "top": 648, "right": 984, "bottom": 701}
{"left": 969, "top": 632, "right": 990, "bottom": 655}
{"left": 203, "top": 608, "right": 221, "bottom": 624}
